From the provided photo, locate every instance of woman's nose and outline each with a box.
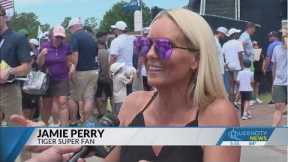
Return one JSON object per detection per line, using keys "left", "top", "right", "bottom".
{"left": 146, "top": 45, "right": 159, "bottom": 60}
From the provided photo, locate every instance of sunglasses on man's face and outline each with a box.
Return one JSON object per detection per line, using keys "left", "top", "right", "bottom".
{"left": 135, "top": 36, "right": 198, "bottom": 61}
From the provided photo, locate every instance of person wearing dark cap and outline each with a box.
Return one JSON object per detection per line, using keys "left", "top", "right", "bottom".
{"left": 262, "top": 31, "right": 281, "bottom": 99}
{"left": 109, "top": 21, "right": 136, "bottom": 95}
{"left": 0, "top": 5, "right": 31, "bottom": 126}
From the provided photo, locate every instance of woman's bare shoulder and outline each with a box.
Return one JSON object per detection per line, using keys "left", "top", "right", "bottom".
{"left": 199, "top": 98, "right": 239, "bottom": 126}
{"left": 118, "top": 90, "right": 156, "bottom": 126}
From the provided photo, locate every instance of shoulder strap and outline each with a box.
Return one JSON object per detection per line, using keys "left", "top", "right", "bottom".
{"left": 186, "top": 111, "right": 199, "bottom": 127}
{"left": 140, "top": 91, "right": 158, "bottom": 114}
{"left": 127, "top": 91, "right": 158, "bottom": 126}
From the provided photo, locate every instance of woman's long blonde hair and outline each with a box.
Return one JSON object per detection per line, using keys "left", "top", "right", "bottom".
{"left": 152, "top": 8, "right": 227, "bottom": 109}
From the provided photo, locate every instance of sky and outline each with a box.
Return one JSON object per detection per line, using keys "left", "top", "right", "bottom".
{"left": 14, "top": 0, "right": 189, "bottom": 26}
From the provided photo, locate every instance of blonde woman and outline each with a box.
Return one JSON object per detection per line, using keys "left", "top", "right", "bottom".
{"left": 11, "top": 9, "right": 240, "bottom": 162}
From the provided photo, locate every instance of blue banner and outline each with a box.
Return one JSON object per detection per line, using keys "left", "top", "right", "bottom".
{"left": 0, "top": 127, "right": 34, "bottom": 162}
{"left": 217, "top": 127, "right": 275, "bottom": 145}
{"left": 123, "top": 0, "right": 141, "bottom": 13}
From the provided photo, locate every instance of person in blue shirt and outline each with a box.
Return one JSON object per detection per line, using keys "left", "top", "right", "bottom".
{"left": 262, "top": 31, "right": 281, "bottom": 95}
{"left": 263, "top": 31, "right": 281, "bottom": 73}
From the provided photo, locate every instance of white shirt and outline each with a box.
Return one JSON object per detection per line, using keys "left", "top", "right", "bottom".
{"left": 109, "top": 34, "right": 135, "bottom": 67}
{"left": 240, "top": 31, "right": 254, "bottom": 61}
{"left": 222, "top": 39, "right": 244, "bottom": 71}
{"left": 141, "top": 65, "right": 147, "bottom": 76}
{"left": 215, "top": 36, "right": 225, "bottom": 74}
{"left": 112, "top": 66, "right": 136, "bottom": 103}
{"left": 237, "top": 68, "right": 254, "bottom": 92}
{"left": 271, "top": 44, "right": 288, "bottom": 86}
{"left": 112, "top": 72, "right": 130, "bottom": 103}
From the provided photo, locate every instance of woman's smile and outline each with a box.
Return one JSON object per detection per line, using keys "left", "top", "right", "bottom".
{"left": 147, "top": 63, "right": 163, "bottom": 74}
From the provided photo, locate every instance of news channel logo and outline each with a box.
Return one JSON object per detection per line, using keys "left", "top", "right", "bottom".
{"left": 222, "top": 128, "right": 274, "bottom": 142}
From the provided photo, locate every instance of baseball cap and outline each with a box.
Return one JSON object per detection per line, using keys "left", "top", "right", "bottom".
{"left": 143, "top": 27, "right": 150, "bottom": 34}
{"left": 268, "top": 31, "right": 280, "bottom": 38}
{"left": 53, "top": 25, "right": 66, "bottom": 38}
{"left": 227, "top": 28, "right": 241, "bottom": 37}
{"left": 68, "top": 17, "right": 82, "bottom": 28}
{"left": 216, "top": 27, "right": 228, "bottom": 36}
{"left": 111, "top": 21, "right": 127, "bottom": 31}
{"left": 29, "top": 39, "right": 39, "bottom": 46}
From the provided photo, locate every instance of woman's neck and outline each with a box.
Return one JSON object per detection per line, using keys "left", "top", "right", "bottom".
{"left": 145, "top": 81, "right": 198, "bottom": 125}
{"left": 154, "top": 81, "right": 194, "bottom": 115}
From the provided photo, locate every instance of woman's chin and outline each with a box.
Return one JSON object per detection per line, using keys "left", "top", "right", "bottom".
{"left": 147, "top": 77, "right": 167, "bottom": 88}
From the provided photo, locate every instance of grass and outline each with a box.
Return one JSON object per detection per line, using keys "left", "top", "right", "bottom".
{"left": 259, "top": 93, "right": 272, "bottom": 104}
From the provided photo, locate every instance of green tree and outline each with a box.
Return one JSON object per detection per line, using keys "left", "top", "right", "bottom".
{"left": 9, "top": 12, "right": 41, "bottom": 38}
{"left": 41, "top": 23, "right": 51, "bottom": 32}
{"left": 61, "top": 17, "right": 72, "bottom": 29}
{"left": 98, "top": 1, "right": 152, "bottom": 32}
{"left": 84, "top": 17, "right": 97, "bottom": 33}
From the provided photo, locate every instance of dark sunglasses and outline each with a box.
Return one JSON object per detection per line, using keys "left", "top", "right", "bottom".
{"left": 55, "top": 36, "right": 64, "bottom": 39}
{"left": 134, "top": 36, "right": 198, "bottom": 61}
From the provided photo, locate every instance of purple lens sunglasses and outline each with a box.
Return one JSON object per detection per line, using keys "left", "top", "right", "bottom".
{"left": 135, "top": 36, "right": 199, "bottom": 60}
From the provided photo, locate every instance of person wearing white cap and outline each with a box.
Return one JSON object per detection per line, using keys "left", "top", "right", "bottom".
{"left": 109, "top": 20, "right": 136, "bottom": 95}
{"left": 68, "top": 17, "right": 99, "bottom": 124}
{"left": 222, "top": 28, "right": 244, "bottom": 101}
{"left": 37, "top": 25, "right": 73, "bottom": 126}
{"left": 29, "top": 38, "right": 39, "bottom": 57}
{"left": 29, "top": 38, "right": 39, "bottom": 47}
{"left": 214, "top": 27, "right": 227, "bottom": 74}
{"left": 214, "top": 27, "right": 228, "bottom": 92}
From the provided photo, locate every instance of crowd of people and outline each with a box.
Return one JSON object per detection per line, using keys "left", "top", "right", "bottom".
{"left": 214, "top": 22, "right": 287, "bottom": 126}
{"left": 0, "top": 4, "right": 287, "bottom": 128}
{"left": 0, "top": 3, "right": 287, "bottom": 162}
{"left": 0, "top": 5, "right": 150, "bottom": 127}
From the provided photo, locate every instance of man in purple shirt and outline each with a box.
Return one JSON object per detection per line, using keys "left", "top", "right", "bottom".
{"left": 262, "top": 31, "right": 281, "bottom": 95}
{"left": 37, "top": 25, "right": 73, "bottom": 126}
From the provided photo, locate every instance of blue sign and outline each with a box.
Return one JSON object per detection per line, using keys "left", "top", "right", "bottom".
{"left": 217, "top": 127, "right": 275, "bottom": 145}
{"left": 0, "top": 127, "right": 34, "bottom": 162}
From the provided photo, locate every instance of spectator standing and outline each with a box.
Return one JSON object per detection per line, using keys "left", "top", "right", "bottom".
{"left": 214, "top": 26, "right": 228, "bottom": 91}
{"left": 271, "top": 33, "right": 287, "bottom": 126}
{"left": 262, "top": 31, "right": 282, "bottom": 103}
{"left": 95, "top": 32, "right": 112, "bottom": 117}
{"left": 0, "top": 6, "right": 31, "bottom": 126}
{"left": 109, "top": 21, "right": 136, "bottom": 95}
{"left": 237, "top": 59, "right": 254, "bottom": 120}
{"left": 68, "top": 17, "right": 99, "bottom": 123}
{"left": 222, "top": 28, "right": 244, "bottom": 101}
{"left": 252, "top": 41, "right": 264, "bottom": 104}
{"left": 240, "top": 22, "right": 256, "bottom": 61}
{"left": 37, "top": 25, "right": 73, "bottom": 126}
{"left": 110, "top": 63, "right": 135, "bottom": 116}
